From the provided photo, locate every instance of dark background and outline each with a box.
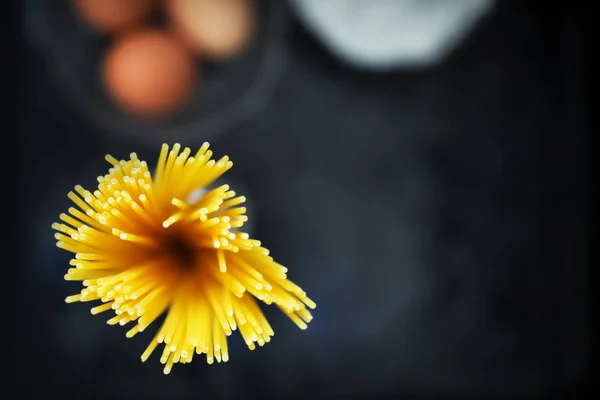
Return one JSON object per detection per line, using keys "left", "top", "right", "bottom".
{"left": 7, "top": 1, "right": 596, "bottom": 398}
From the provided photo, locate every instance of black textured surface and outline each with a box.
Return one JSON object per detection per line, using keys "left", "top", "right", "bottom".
{"left": 14, "top": 1, "right": 593, "bottom": 398}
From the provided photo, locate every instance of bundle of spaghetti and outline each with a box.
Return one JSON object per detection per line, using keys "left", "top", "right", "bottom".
{"left": 53, "top": 143, "right": 315, "bottom": 374}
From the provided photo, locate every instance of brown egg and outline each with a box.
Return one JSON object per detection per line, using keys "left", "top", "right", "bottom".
{"left": 72, "top": 0, "right": 155, "bottom": 34}
{"left": 167, "top": 0, "right": 255, "bottom": 60}
{"left": 102, "top": 29, "right": 198, "bottom": 119}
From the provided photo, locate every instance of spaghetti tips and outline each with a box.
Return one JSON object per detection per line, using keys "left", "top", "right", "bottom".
{"left": 53, "top": 143, "right": 315, "bottom": 374}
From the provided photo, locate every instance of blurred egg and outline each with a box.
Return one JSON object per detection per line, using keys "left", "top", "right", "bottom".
{"left": 101, "top": 29, "right": 198, "bottom": 119}
{"left": 167, "top": 0, "right": 255, "bottom": 60}
{"left": 72, "top": 0, "right": 155, "bottom": 34}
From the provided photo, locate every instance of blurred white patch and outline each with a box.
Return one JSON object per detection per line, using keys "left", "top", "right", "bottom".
{"left": 186, "top": 188, "right": 207, "bottom": 205}
{"left": 290, "top": 0, "right": 496, "bottom": 69}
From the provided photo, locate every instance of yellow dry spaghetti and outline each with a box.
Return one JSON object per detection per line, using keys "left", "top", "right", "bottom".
{"left": 53, "top": 143, "right": 315, "bottom": 374}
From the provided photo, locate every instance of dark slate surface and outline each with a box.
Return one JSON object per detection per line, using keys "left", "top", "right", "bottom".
{"left": 16, "top": 1, "right": 590, "bottom": 398}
